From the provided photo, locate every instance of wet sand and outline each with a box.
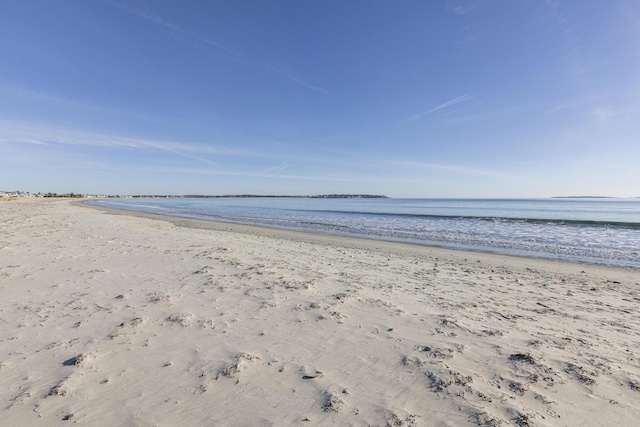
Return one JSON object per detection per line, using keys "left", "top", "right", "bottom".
{"left": 1, "top": 199, "right": 639, "bottom": 426}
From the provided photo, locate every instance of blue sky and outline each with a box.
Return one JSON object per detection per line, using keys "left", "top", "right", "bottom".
{"left": 1, "top": 0, "right": 639, "bottom": 197}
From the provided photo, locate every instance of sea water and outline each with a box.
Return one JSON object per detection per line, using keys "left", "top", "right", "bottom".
{"left": 86, "top": 198, "right": 640, "bottom": 268}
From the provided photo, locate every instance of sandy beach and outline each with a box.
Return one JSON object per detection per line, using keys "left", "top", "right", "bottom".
{"left": 1, "top": 199, "right": 639, "bottom": 426}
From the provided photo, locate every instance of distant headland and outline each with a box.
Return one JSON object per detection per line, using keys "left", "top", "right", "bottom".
{"left": 551, "top": 196, "right": 616, "bottom": 199}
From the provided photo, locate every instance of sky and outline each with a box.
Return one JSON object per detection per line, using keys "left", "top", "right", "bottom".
{"left": 1, "top": 0, "right": 639, "bottom": 198}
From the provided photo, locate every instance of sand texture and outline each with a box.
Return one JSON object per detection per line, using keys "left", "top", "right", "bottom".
{"left": 1, "top": 199, "right": 639, "bottom": 426}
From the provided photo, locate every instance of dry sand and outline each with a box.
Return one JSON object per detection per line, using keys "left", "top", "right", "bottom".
{"left": 1, "top": 199, "right": 639, "bottom": 426}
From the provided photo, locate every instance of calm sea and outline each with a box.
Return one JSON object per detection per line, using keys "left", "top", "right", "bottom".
{"left": 86, "top": 198, "right": 640, "bottom": 268}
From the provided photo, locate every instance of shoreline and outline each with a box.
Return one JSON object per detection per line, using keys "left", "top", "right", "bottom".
{"left": 2, "top": 199, "right": 639, "bottom": 426}
{"left": 80, "top": 200, "right": 638, "bottom": 273}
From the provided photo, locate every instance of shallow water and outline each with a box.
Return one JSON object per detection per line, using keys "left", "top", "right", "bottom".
{"left": 86, "top": 198, "right": 640, "bottom": 268}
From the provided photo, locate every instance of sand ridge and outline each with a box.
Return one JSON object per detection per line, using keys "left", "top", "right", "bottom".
{"left": 1, "top": 199, "right": 639, "bottom": 426}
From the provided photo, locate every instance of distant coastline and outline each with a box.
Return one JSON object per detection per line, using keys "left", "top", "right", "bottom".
{"left": 134, "top": 194, "right": 389, "bottom": 199}
{"left": 1, "top": 191, "right": 388, "bottom": 200}
{"left": 5, "top": 190, "right": 640, "bottom": 200}
{"left": 552, "top": 196, "right": 617, "bottom": 199}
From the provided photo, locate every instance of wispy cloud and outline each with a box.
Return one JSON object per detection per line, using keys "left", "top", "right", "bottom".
{"left": 108, "top": 1, "right": 329, "bottom": 95}
{"left": 261, "top": 65, "right": 331, "bottom": 95}
{"left": 107, "top": 1, "right": 244, "bottom": 59}
{"left": 261, "top": 162, "right": 296, "bottom": 173}
{"left": 542, "top": 88, "right": 640, "bottom": 118}
{"left": 0, "top": 120, "right": 382, "bottom": 184}
{"left": 406, "top": 94, "right": 474, "bottom": 122}
{"left": 0, "top": 120, "right": 245, "bottom": 168}
{"left": 131, "top": 165, "right": 360, "bottom": 183}
{"left": 447, "top": 0, "right": 485, "bottom": 16}
{"left": 391, "top": 160, "right": 511, "bottom": 179}
{"left": 0, "top": 85, "right": 155, "bottom": 121}
{"left": 588, "top": 105, "right": 638, "bottom": 123}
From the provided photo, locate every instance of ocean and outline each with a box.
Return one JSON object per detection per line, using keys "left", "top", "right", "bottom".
{"left": 85, "top": 197, "right": 640, "bottom": 268}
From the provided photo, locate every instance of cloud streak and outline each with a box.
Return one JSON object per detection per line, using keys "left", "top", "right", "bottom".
{"left": 391, "top": 160, "right": 512, "bottom": 179}
{"left": 261, "top": 162, "right": 297, "bottom": 173}
{"left": 108, "top": 1, "right": 329, "bottom": 95}
{"left": 588, "top": 105, "right": 639, "bottom": 123}
{"left": 0, "top": 85, "right": 156, "bottom": 121}
{"left": 447, "top": 0, "right": 485, "bottom": 16}
{"left": 406, "top": 94, "right": 474, "bottom": 122}
{"left": 124, "top": 165, "right": 360, "bottom": 183}
{"left": 107, "top": 1, "right": 244, "bottom": 59}
{"left": 0, "top": 121, "right": 379, "bottom": 185}
{"left": 0, "top": 120, "right": 245, "bottom": 168}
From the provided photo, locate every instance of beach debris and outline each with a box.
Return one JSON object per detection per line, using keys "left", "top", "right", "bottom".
{"left": 63, "top": 353, "right": 88, "bottom": 366}
{"left": 303, "top": 370, "right": 324, "bottom": 379}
